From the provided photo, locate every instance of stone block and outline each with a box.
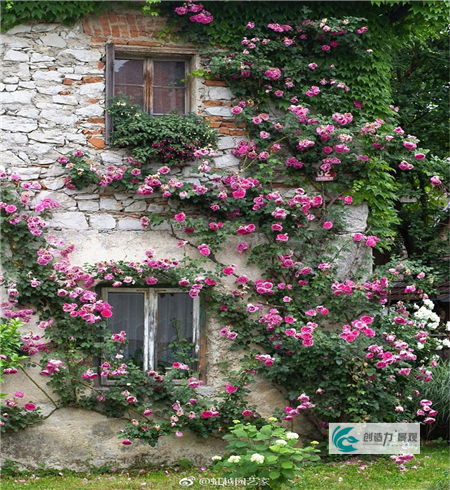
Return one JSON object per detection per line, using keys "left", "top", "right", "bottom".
{"left": 117, "top": 217, "right": 142, "bottom": 230}
{"left": 79, "top": 82, "right": 105, "bottom": 96}
{"left": 41, "top": 33, "right": 67, "bottom": 48}
{"left": 217, "top": 136, "right": 236, "bottom": 150}
{"left": 0, "top": 90, "right": 34, "bottom": 105}
{"left": 32, "top": 71, "right": 63, "bottom": 82}
{"left": 342, "top": 203, "right": 369, "bottom": 233}
{"left": 0, "top": 116, "right": 37, "bottom": 132}
{"left": 29, "top": 130, "right": 65, "bottom": 145}
{"left": 100, "top": 197, "right": 122, "bottom": 211}
{"left": 39, "top": 110, "right": 78, "bottom": 125}
{"left": 207, "top": 86, "right": 233, "bottom": 100}
{"left": 11, "top": 166, "right": 41, "bottom": 179}
{"left": 75, "top": 104, "right": 103, "bottom": 117}
{"left": 89, "top": 214, "right": 116, "bottom": 230}
{"left": 5, "top": 85, "right": 18, "bottom": 92}
{"left": 5, "top": 24, "right": 32, "bottom": 34}
{"left": 3, "top": 151, "right": 27, "bottom": 167}
{"left": 4, "top": 49, "right": 29, "bottom": 62}
{"left": 61, "top": 49, "right": 102, "bottom": 62}
{"left": 31, "top": 53, "right": 55, "bottom": 63}
{"left": 213, "top": 154, "right": 240, "bottom": 168}
{"left": 3, "top": 76, "right": 19, "bottom": 84}
{"left": 49, "top": 212, "right": 88, "bottom": 230}
{"left": 78, "top": 200, "right": 100, "bottom": 212}
{"left": 35, "top": 191, "right": 76, "bottom": 208}
{"left": 52, "top": 95, "right": 78, "bottom": 105}
{"left": 205, "top": 106, "right": 232, "bottom": 117}
{"left": 41, "top": 177, "right": 65, "bottom": 191}
{"left": 124, "top": 201, "right": 147, "bottom": 212}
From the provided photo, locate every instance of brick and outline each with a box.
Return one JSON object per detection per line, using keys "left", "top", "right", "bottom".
{"left": 87, "top": 98, "right": 99, "bottom": 104}
{"left": 204, "top": 80, "right": 227, "bottom": 86}
{"left": 88, "top": 136, "right": 105, "bottom": 149}
{"left": 83, "top": 129, "right": 103, "bottom": 135}
{"left": 82, "top": 76, "right": 103, "bottom": 83}
{"left": 63, "top": 78, "right": 75, "bottom": 85}
{"left": 97, "top": 61, "right": 105, "bottom": 70}
{"left": 48, "top": 67, "right": 57, "bottom": 71}
{"left": 90, "top": 37, "right": 107, "bottom": 43}
{"left": 207, "top": 122, "right": 221, "bottom": 128}
{"left": 111, "top": 25, "right": 120, "bottom": 38}
{"left": 203, "top": 115, "right": 222, "bottom": 122}
{"left": 100, "top": 18, "right": 112, "bottom": 36}
{"left": 87, "top": 117, "right": 105, "bottom": 124}
{"left": 220, "top": 122, "right": 238, "bottom": 128}
{"left": 203, "top": 100, "right": 225, "bottom": 107}
{"left": 58, "top": 91, "right": 71, "bottom": 95}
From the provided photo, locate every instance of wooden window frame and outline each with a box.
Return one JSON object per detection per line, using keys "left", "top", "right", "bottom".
{"left": 105, "top": 44, "right": 200, "bottom": 142}
{"left": 101, "top": 287, "right": 203, "bottom": 377}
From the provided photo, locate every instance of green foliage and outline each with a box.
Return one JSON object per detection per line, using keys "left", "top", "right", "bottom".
{"left": 392, "top": 33, "right": 449, "bottom": 159}
{"left": 0, "top": 319, "right": 28, "bottom": 384}
{"left": 0, "top": 403, "right": 42, "bottom": 433}
{"left": 0, "top": 1, "right": 112, "bottom": 32}
{"left": 214, "top": 420, "right": 320, "bottom": 488}
{"left": 108, "top": 100, "right": 217, "bottom": 165}
{"left": 421, "top": 362, "right": 450, "bottom": 430}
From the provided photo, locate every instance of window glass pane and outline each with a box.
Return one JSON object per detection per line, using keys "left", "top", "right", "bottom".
{"left": 156, "top": 293, "right": 194, "bottom": 369}
{"left": 114, "top": 85, "right": 144, "bottom": 108}
{"left": 153, "top": 61, "right": 185, "bottom": 87}
{"left": 107, "top": 292, "right": 145, "bottom": 368}
{"left": 153, "top": 87, "right": 185, "bottom": 114}
{"left": 114, "top": 59, "right": 144, "bottom": 85}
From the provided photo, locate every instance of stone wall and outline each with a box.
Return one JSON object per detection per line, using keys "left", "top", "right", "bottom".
{"left": 1, "top": 8, "right": 370, "bottom": 469}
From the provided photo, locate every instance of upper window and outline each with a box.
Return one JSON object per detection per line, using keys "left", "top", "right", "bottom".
{"left": 113, "top": 57, "right": 188, "bottom": 115}
{"left": 102, "top": 288, "right": 201, "bottom": 373}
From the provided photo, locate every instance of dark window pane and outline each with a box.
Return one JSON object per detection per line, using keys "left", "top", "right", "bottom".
{"left": 153, "top": 87, "right": 185, "bottom": 114}
{"left": 114, "top": 59, "right": 144, "bottom": 85}
{"left": 153, "top": 61, "right": 185, "bottom": 87}
{"left": 107, "top": 292, "right": 145, "bottom": 368}
{"left": 156, "top": 293, "right": 194, "bottom": 369}
{"left": 114, "top": 85, "right": 144, "bottom": 108}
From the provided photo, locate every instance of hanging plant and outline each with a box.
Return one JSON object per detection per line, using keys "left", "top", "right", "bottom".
{"left": 108, "top": 100, "right": 218, "bottom": 166}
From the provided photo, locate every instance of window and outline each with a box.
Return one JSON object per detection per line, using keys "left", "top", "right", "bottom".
{"left": 102, "top": 288, "right": 202, "bottom": 372}
{"left": 105, "top": 44, "right": 198, "bottom": 139}
{"left": 113, "top": 58, "right": 188, "bottom": 114}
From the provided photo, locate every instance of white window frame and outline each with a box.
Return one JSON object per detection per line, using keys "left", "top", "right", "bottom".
{"left": 102, "top": 287, "right": 200, "bottom": 371}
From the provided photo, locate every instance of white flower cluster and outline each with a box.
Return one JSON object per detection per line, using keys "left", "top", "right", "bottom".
{"left": 250, "top": 453, "right": 265, "bottom": 464}
{"left": 414, "top": 300, "right": 440, "bottom": 330}
{"left": 227, "top": 455, "right": 241, "bottom": 463}
{"left": 285, "top": 431, "right": 299, "bottom": 440}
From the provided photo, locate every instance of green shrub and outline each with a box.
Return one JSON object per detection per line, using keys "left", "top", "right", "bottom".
{"left": 213, "top": 419, "right": 320, "bottom": 489}
{"left": 108, "top": 100, "right": 217, "bottom": 165}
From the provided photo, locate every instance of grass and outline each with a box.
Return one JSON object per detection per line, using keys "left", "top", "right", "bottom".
{"left": 0, "top": 443, "right": 448, "bottom": 490}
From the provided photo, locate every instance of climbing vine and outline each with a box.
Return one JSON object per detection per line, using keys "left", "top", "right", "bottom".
{"left": 1, "top": 2, "right": 448, "bottom": 455}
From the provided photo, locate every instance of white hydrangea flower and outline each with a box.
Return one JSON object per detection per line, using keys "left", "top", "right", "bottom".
{"left": 446, "top": 322, "right": 450, "bottom": 331}
{"left": 442, "top": 338, "right": 450, "bottom": 348}
{"left": 227, "top": 455, "right": 241, "bottom": 463}
{"left": 285, "top": 431, "right": 299, "bottom": 440}
{"left": 250, "top": 453, "right": 265, "bottom": 464}
{"left": 211, "top": 455, "right": 222, "bottom": 461}
{"left": 274, "top": 439, "right": 287, "bottom": 445}
{"left": 416, "top": 343, "right": 424, "bottom": 350}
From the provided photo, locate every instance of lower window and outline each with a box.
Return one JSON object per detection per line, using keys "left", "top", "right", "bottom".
{"left": 102, "top": 288, "right": 200, "bottom": 371}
